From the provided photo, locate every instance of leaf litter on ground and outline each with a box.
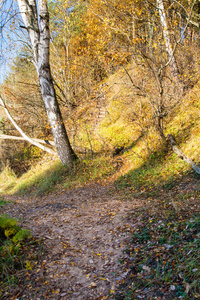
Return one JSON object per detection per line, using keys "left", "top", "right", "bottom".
{"left": 0, "top": 175, "right": 199, "bottom": 300}
{"left": 115, "top": 180, "right": 200, "bottom": 300}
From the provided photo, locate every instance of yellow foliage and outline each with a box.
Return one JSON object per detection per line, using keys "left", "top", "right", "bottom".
{"left": 25, "top": 260, "right": 34, "bottom": 271}
{"left": 4, "top": 228, "right": 17, "bottom": 238}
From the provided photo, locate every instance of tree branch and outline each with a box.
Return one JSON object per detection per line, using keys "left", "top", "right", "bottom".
{"left": 0, "top": 96, "right": 57, "bottom": 156}
{"left": 0, "top": 134, "right": 55, "bottom": 146}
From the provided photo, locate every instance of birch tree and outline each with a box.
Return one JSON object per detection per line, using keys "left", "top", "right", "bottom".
{"left": 156, "top": 0, "right": 181, "bottom": 85}
{"left": 16, "top": 0, "right": 77, "bottom": 167}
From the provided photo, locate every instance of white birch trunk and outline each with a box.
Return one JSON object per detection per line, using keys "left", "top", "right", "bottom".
{"left": 17, "top": 0, "right": 77, "bottom": 167}
{"left": 156, "top": 0, "right": 180, "bottom": 83}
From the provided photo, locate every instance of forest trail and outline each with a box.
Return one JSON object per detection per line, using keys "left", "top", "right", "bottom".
{"left": 2, "top": 184, "right": 144, "bottom": 300}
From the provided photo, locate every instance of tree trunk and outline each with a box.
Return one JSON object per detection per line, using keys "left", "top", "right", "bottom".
{"left": 38, "top": 61, "right": 76, "bottom": 166}
{"left": 17, "top": 0, "right": 77, "bottom": 167}
{"left": 156, "top": 0, "right": 181, "bottom": 85}
{"left": 156, "top": 115, "right": 166, "bottom": 141}
{"left": 168, "top": 134, "right": 200, "bottom": 175}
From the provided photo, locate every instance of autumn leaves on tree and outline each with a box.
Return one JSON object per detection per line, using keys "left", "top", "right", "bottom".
{"left": 0, "top": 0, "right": 200, "bottom": 168}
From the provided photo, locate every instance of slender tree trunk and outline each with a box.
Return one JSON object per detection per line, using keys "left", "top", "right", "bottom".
{"left": 156, "top": 0, "right": 181, "bottom": 84}
{"left": 37, "top": 58, "right": 76, "bottom": 166}
{"left": 17, "top": 0, "right": 77, "bottom": 167}
{"left": 130, "top": 5, "right": 136, "bottom": 43}
{"left": 156, "top": 116, "right": 166, "bottom": 140}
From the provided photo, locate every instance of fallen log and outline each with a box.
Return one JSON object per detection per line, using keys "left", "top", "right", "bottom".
{"left": 0, "top": 96, "right": 57, "bottom": 156}
{"left": 0, "top": 134, "right": 91, "bottom": 154}
{"left": 168, "top": 134, "right": 200, "bottom": 175}
{"left": 0, "top": 134, "right": 55, "bottom": 146}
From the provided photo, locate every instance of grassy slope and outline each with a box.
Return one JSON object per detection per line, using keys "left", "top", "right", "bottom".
{"left": 0, "top": 65, "right": 200, "bottom": 196}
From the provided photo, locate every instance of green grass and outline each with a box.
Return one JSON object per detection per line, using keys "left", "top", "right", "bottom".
{"left": 0, "top": 153, "right": 115, "bottom": 196}
{"left": 115, "top": 199, "right": 200, "bottom": 300}
{"left": 0, "top": 197, "right": 8, "bottom": 206}
{"left": 0, "top": 214, "right": 38, "bottom": 297}
{"left": 0, "top": 165, "right": 17, "bottom": 193}
{"left": 115, "top": 149, "right": 191, "bottom": 196}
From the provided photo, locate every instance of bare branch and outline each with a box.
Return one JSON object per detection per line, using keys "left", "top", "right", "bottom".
{"left": 0, "top": 95, "right": 57, "bottom": 155}
{"left": 0, "top": 134, "right": 55, "bottom": 146}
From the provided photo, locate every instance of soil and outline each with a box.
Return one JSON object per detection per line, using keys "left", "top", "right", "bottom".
{"left": 1, "top": 184, "right": 145, "bottom": 300}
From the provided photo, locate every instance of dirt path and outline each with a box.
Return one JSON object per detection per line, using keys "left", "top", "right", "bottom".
{"left": 2, "top": 184, "right": 143, "bottom": 300}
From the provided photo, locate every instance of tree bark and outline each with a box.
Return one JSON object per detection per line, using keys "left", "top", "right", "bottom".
{"left": 156, "top": 0, "right": 181, "bottom": 85}
{"left": 17, "top": 0, "right": 77, "bottom": 167}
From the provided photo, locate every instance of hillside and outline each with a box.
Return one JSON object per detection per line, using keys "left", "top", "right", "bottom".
{"left": 0, "top": 61, "right": 200, "bottom": 299}
{"left": 0, "top": 60, "right": 200, "bottom": 196}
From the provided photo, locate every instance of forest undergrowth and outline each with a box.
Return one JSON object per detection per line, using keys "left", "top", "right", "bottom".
{"left": 114, "top": 174, "right": 200, "bottom": 300}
